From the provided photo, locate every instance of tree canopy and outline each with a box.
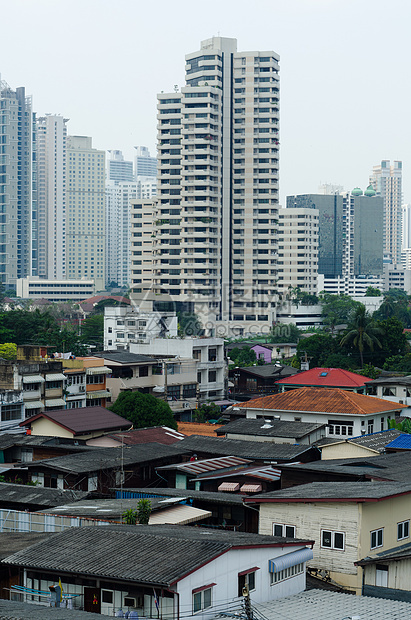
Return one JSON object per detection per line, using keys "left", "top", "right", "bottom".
{"left": 339, "top": 305, "right": 383, "bottom": 367}
{"left": 228, "top": 346, "right": 257, "bottom": 366}
{"left": 110, "top": 391, "right": 177, "bottom": 430}
{"left": 319, "top": 293, "right": 362, "bottom": 333}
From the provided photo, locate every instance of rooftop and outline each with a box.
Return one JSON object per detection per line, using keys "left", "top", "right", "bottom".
{"left": 0, "top": 482, "right": 88, "bottom": 508}
{"left": 23, "top": 442, "right": 190, "bottom": 474}
{"left": 234, "top": 364, "right": 299, "bottom": 378}
{"left": 386, "top": 434, "right": 411, "bottom": 450}
{"left": 104, "top": 426, "right": 185, "bottom": 445}
{"left": 173, "top": 435, "right": 319, "bottom": 462}
{"left": 365, "top": 375, "right": 411, "bottom": 386}
{"left": 0, "top": 599, "right": 108, "bottom": 619}
{"left": 276, "top": 367, "right": 372, "bottom": 388}
{"left": 216, "top": 418, "right": 325, "bottom": 439}
{"left": 177, "top": 421, "right": 222, "bottom": 437}
{"left": 1, "top": 525, "right": 313, "bottom": 587}
{"left": 19, "top": 406, "right": 131, "bottom": 435}
{"left": 245, "top": 481, "right": 411, "bottom": 503}
{"left": 251, "top": 589, "right": 411, "bottom": 620}
{"left": 243, "top": 386, "right": 404, "bottom": 416}
{"left": 116, "top": 487, "right": 248, "bottom": 505}
{"left": 94, "top": 351, "right": 155, "bottom": 365}
{"left": 345, "top": 428, "right": 403, "bottom": 452}
{"left": 357, "top": 540, "right": 411, "bottom": 565}
{"left": 0, "top": 532, "right": 50, "bottom": 560}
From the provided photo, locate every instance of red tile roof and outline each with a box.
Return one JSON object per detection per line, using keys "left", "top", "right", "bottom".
{"left": 244, "top": 387, "right": 405, "bottom": 416}
{"left": 276, "top": 367, "right": 371, "bottom": 388}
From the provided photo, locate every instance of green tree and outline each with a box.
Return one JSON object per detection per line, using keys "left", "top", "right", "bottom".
{"left": 110, "top": 391, "right": 177, "bottom": 430}
{"left": 137, "top": 499, "right": 152, "bottom": 524}
{"left": 388, "top": 418, "right": 411, "bottom": 434}
{"left": 295, "top": 334, "right": 340, "bottom": 368}
{"left": 365, "top": 286, "right": 381, "bottom": 297}
{"left": 81, "top": 315, "right": 104, "bottom": 350}
{"left": 270, "top": 323, "right": 301, "bottom": 344}
{"left": 228, "top": 346, "right": 257, "bottom": 366}
{"left": 194, "top": 402, "right": 221, "bottom": 422}
{"left": 372, "top": 317, "right": 409, "bottom": 367}
{"left": 319, "top": 293, "right": 362, "bottom": 334}
{"left": 340, "top": 305, "right": 384, "bottom": 367}
{"left": 0, "top": 343, "right": 17, "bottom": 360}
{"left": 122, "top": 508, "right": 138, "bottom": 525}
{"left": 177, "top": 311, "right": 204, "bottom": 337}
{"left": 355, "top": 364, "right": 380, "bottom": 379}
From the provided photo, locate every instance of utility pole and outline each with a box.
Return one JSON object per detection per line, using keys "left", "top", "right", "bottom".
{"left": 242, "top": 584, "right": 253, "bottom": 620}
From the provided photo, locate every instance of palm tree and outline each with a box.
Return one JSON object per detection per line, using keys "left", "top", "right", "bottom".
{"left": 340, "top": 305, "right": 384, "bottom": 367}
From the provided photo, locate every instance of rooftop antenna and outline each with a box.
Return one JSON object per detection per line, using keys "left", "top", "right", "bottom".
{"left": 174, "top": 85, "right": 179, "bottom": 93}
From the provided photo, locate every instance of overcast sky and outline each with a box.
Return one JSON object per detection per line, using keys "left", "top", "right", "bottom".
{"left": 1, "top": 0, "right": 409, "bottom": 205}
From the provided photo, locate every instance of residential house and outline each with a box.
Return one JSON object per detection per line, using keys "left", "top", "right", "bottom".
{"left": 246, "top": 481, "right": 411, "bottom": 594}
{"left": 365, "top": 376, "right": 411, "bottom": 411}
{"left": 95, "top": 351, "right": 198, "bottom": 419}
{"left": 216, "top": 418, "right": 326, "bottom": 445}
{"left": 0, "top": 482, "right": 88, "bottom": 511}
{"left": 251, "top": 343, "right": 298, "bottom": 364}
{"left": 242, "top": 387, "right": 405, "bottom": 439}
{"left": 19, "top": 407, "right": 130, "bottom": 441}
{"left": 275, "top": 367, "right": 372, "bottom": 393}
{"left": 2, "top": 525, "right": 314, "bottom": 617}
{"left": 356, "top": 541, "right": 411, "bottom": 602}
{"left": 86, "top": 426, "right": 185, "bottom": 447}
{"left": 320, "top": 429, "right": 403, "bottom": 460}
{"left": 230, "top": 365, "right": 299, "bottom": 399}
{"left": 23, "top": 443, "right": 190, "bottom": 492}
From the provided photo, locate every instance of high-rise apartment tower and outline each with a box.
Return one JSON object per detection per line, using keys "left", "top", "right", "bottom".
{"left": 0, "top": 78, "right": 37, "bottom": 286}
{"left": 153, "top": 37, "right": 280, "bottom": 336}
{"left": 370, "top": 160, "right": 402, "bottom": 267}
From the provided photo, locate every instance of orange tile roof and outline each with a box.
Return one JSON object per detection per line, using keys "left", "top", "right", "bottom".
{"left": 244, "top": 387, "right": 405, "bottom": 416}
{"left": 178, "top": 422, "right": 223, "bottom": 437}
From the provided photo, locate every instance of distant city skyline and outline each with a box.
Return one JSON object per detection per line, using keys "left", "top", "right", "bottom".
{"left": 1, "top": 0, "right": 409, "bottom": 207}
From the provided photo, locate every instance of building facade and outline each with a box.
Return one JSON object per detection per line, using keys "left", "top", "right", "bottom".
{"left": 370, "top": 160, "right": 402, "bottom": 267}
{"left": 107, "top": 149, "right": 134, "bottom": 184}
{"left": 36, "top": 115, "right": 67, "bottom": 279}
{"left": 134, "top": 146, "right": 157, "bottom": 178}
{"left": 152, "top": 37, "right": 280, "bottom": 337}
{"left": 16, "top": 277, "right": 94, "bottom": 301}
{"left": 277, "top": 207, "right": 319, "bottom": 296}
{"left": 66, "top": 136, "right": 105, "bottom": 290}
{"left": 0, "top": 78, "right": 36, "bottom": 287}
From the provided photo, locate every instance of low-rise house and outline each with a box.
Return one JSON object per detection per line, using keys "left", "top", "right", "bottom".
{"left": 230, "top": 364, "right": 299, "bottom": 398}
{"left": 23, "top": 443, "right": 190, "bottom": 492}
{"left": 365, "top": 376, "right": 411, "bottom": 411}
{"left": 63, "top": 357, "right": 112, "bottom": 409}
{"left": 19, "top": 407, "right": 130, "bottom": 441}
{"left": 86, "top": 425, "right": 185, "bottom": 447}
{"left": 0, "top": 434, "right": 91, "bottom": 467}
{"left": 216, "top": 418, "right": 326, "bottom": 445}
{"left": 242, "top": 387, "right": 405, "bottom": 439}
{"left": 1, "top": 525, "right": 314, "bottom": 617}
{"left": 246, "top": 481, "right": 411, "bottom": 594}
{"left": 385, "top": 433, "right": 411, "bottom": 453}
{"left": 276, "top": 367, "right": 372, "bottom": 393}
{"left": 0, "top": 482, "right": 87, "bottom": 511}
{"left": 251, "top": 343, "right": 298, "bottom": 363}
{"left": 356, "top": 541, "right": 411, "bottom": 601}
{"left": 320, "top": 429, "right": 403, "bottom": 460}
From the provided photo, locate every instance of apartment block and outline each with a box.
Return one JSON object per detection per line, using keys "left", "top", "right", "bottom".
{"left": 36, "top": 115, "right": 67, "bottom": 279}
{"left": 66, "top": 136, "right": 105, "bottom": 289}
{"left": 370, "top": 160, "right": 402, "bottom": 267}
{"left": 153, "top": 37, "right": 280, "bottom": 337}
{"left": 277, "top": 208, "right": 319, "bottom": 295}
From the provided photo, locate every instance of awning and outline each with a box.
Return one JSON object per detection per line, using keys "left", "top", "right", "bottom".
{"left": 218, "top": 482, "right": 240, "bottom": 492}
{"left": 45, "top": 373, "right": 66, "bottom": 381}
{"left": 269, "top": 548, "right": 314, "bottom": 573}
{"left": 240, "top": 484, "right": 262, "bottom": 493}
{"left": 24, "top": 401, "right": 44, "bottom": 409}
{"left": 86, "top": 390, "right": 111, "bottom": 399}
{"left": 86, "top": 366, "right": 111, "bottom": 375}
{"left": 149, "top": 505, "right": 212, "bottom": 525}
{"left": 44, "top": 399, "right": 66, "bottom": 408}
{"left": 22, "top": 375, "right": 44, "bottom": 384}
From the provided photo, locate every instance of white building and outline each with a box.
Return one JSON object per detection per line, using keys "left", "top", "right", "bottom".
{"left": 16, "top": 277, "right": 95, "bottom": 301}
{"left": 134, "top": 145, "right": 157, "bottom": 178}
{"left": 153, "top": 37, "right": 279, "bottom": 337}
{"left": 66, "top": 136, "right": 105, "bottom": 290}
{"left": 370, "top": 160, "right": 402, "bottom": 267}
{"left": 277, "top": 208, "right": 319, "bottom": 296}
{"left": 107, "top": 149, "right": 134, "bottom": 184}
{"left": 36, "top": 115, "right": 67, "bottom": 280}
{"left": 129, "top": 200, "right": 156, "bottom": 292}
{"left": 383, "top": 263, "right": 411, "bottom": 293}
{"left": 318, "top": 274, "right": 385, "bottom": 296}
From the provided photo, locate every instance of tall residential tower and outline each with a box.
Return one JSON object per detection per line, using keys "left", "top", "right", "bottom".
{"left": 152, "top": 37, "right": 280, "bottom": 336}
{"left": 369, "top": 160, "right": 402, "bottom": 267}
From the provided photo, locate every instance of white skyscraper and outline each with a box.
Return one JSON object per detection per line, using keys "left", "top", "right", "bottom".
{"left": 153, "top": 37, "right": 280, "bottom": 337}
{"left": 134, "top": 146, "right": 157, "bottom": 178}
{"left": 36, "top": 115, "right": 67, "bottom": 279}
{"left": 107, "top": 150, "right": 134, "bottom": 185}
{"left": 370, "top": 160, "right": 402, "bottom": 267}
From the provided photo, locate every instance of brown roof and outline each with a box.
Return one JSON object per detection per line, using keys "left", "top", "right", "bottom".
{"left": 244, "top": 387, "right": 405, "bottom": 416}
{"left": 108, "top": 426, "right": 185, "bottom": 445}
{"left": 178, "top": 422, "right": 223, "bottom": 437}
{"left": 19, "top": 406, "right": 131, "bottom": 435}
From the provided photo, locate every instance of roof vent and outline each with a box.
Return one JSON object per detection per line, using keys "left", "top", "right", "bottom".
{"left": 261, "top": 419, "right": 273, "bottom": 429}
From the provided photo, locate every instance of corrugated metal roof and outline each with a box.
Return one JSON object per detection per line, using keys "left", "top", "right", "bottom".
{"left": 244, "top": 387, "right": 404, "bottom": 415}
{"left": 149, "top": 505, "right": 211, "bottom": 525}
{"left": 240, "top": 484, "right": 262, "bottom": 493}
{"left": 22, "top": 375, "right": 44, "bottom": 384}
{"left": 45, "top": 374, "right": 66, "bottom": 381}
{"left": 386, "top": 434, "right": 411, "bottom": 450}
{"left": 218, "top": 482, "right": 240, "bottom": 492}
{"left": 269, "top": 547, "right": 313, "bottom": 572}
{"left": 159, "top": 456, "right": 251, "bottom": 474}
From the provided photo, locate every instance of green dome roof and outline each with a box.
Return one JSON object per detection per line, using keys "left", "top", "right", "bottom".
{"left": 351, "top": 187, "right": 363, "bottom": 196}
{"left": 364, "top": 184, "right": 376, "bottom": 197}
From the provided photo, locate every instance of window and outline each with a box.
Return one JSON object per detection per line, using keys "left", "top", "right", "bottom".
{"left": 273, "top": 523, "right": 295, "bottom": 538}
{"left": 321, "top": 530, "right": 345, "bottom": 550}
{"left": 1, "top": 404, "right": 22, "bottom": 422}
{"left": 167, "top": 385, "right": 181, "bottom": 400}
{"left": 102, "top": 590, "right": 113, "bottom": 604}
{"left": 208, "top": 370, "right": 217, "bottom": 382}
{"left": 398, "top": 520, "right": 409, "bottom": 541}
{"left": 238, "top": 569, "right": 258, "bottom": 596}
{"left": 139, "top": 366, "right": 149, "bottom": 377}
{"left": 371, "top": 528, "right": 383, "bottom": 549}
{"left": 192, "top": 585, "right": 213, "bottom": 613}
{"left": 368, "top": 419, "right": 374, "bottom": 434}
{"left": 328, "top": 420, "right": 354, "bottom": 436}
{"left": 270, "top": 562, "right": 304, "bottom": 584}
